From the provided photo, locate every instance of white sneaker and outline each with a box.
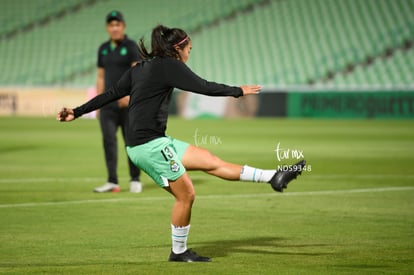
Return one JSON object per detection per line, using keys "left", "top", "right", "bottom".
{"left": 130, "top": 181, "right": 143, "bottom": 193}
{"left": 93, "top": 182, "right": 120, "bottom": 193}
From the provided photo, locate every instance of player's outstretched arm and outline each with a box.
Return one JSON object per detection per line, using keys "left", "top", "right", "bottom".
{"left": 240, "top": 85, "right": 262, "bottom": 95}
{"left": 56, "top": 108, "right": 75, "bottom": 122}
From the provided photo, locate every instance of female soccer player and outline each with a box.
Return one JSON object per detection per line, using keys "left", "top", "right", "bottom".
{"left": 57, "top": 25, "right": 305, "bottom": 262}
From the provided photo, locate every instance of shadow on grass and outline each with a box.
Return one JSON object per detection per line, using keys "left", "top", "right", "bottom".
{"left": 0, "top": 144, "right": 40, "bottom": 153}
{"left": 192, "top": 236, "right": 333, "bottom": 258}
{"left": 0, "top": 238, "right": 333, "bottom": 269}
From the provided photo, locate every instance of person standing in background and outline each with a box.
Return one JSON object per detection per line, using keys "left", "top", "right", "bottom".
{"left": 94, "top": 10, "right": 142, "bottom": 193}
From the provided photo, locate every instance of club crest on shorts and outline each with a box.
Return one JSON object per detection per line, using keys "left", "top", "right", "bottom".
{"left": 170, "top": 160, "right": 180, "bottom": 172}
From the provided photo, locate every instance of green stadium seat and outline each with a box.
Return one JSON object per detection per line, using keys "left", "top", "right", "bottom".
{"left": 0, "top": 0, "right": 412, "bottom": 87}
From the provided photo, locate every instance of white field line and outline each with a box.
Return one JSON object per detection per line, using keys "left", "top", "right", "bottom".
{"left": 1, "top": 174, "right": 414, "bottom": 184}
{"left": 0, "top": 186, "right": 413, "bottom": 209}
{"left": 0, "top": 177, "right": 103, "bottom": 184}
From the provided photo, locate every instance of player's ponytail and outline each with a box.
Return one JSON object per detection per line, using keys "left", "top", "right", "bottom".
{"left": 138, "top": 25, "right": 190, "bottom": 61}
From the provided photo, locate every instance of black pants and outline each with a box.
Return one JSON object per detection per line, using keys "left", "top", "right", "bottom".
{"left": 99, "top": 108, "right": 140, "bottom": 184}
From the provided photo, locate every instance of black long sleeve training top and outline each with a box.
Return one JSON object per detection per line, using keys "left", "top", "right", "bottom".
{"left": 73, "top": 57, "right": 243, "bottom": 146}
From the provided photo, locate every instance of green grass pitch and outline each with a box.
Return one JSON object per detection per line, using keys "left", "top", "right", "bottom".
{"left": 0, "top": 116, "right": 413, "bottom": 274}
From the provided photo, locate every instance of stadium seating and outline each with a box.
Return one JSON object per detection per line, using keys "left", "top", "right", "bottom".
{"left": 188, "top": 0, "right": 414, "bottom": 86}
{"left": 332, "top": 48, "right": 414, "bottom": 87}
{"left": 0, "top": 0, "right": 86, "bottom": 37}
{"left": 0, "top": 0, "right": 260, "bottom": 86}
{"left": 0, "top": 0, "right": 412, "bottom": 87}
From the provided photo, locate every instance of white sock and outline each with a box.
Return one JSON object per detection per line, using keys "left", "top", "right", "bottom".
{"left": 171, "top": 224, "right": 190, "bottom": 254}
{"left": 240, "top": 165, "right": 275, "bottom": 183}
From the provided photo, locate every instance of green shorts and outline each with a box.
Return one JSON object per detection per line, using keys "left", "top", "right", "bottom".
{"left": 126, "top": 137, "right": 189, "bottom": 188}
